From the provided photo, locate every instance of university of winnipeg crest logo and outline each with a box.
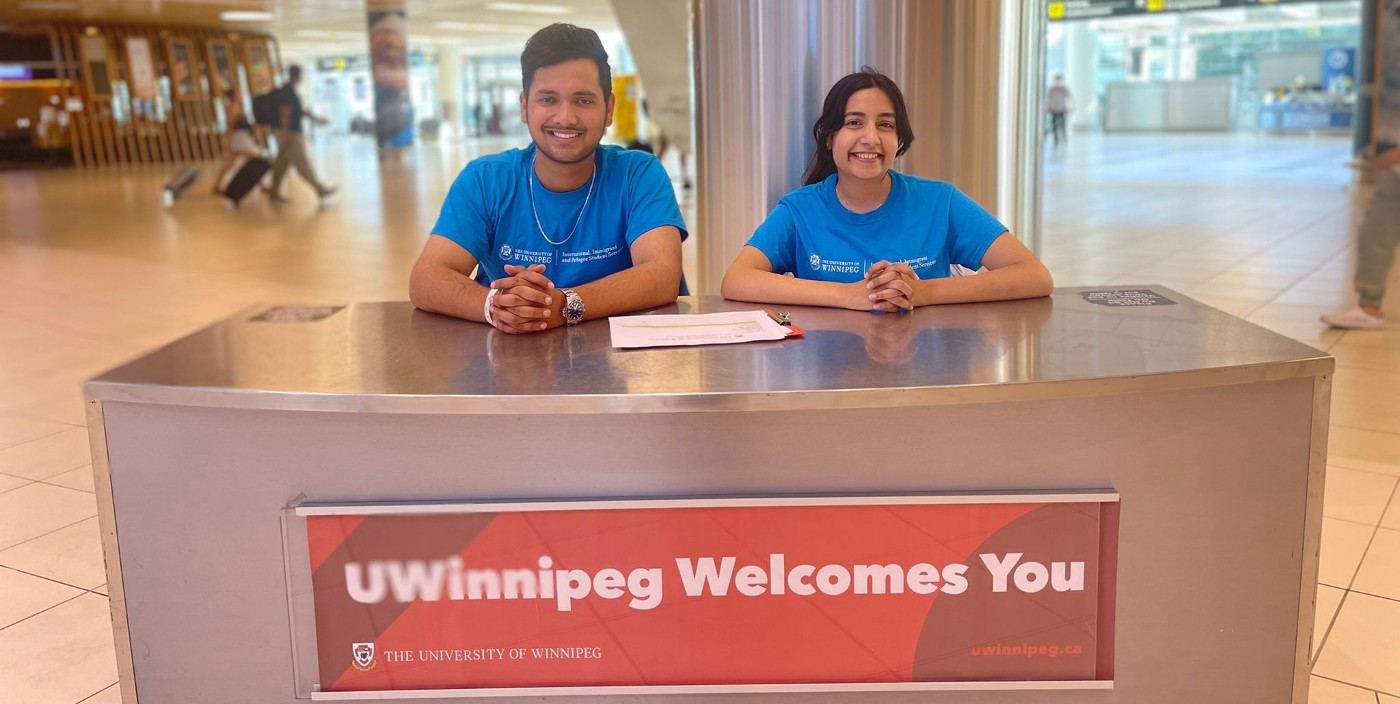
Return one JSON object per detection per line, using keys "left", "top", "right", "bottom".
{"left": 500, "top": 244, "right": 513, "bottom": 259}
{"left": 352, "top": 642, "right": 377, "bottom": 672}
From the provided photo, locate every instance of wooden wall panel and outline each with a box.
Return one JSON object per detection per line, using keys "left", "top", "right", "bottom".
{"left": 41, "top": 22, "right": 278, "bottom": 168}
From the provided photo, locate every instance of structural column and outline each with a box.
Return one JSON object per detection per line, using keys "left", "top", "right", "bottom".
{"left": 368, "top": 0, "right": 413, "bottom": 148}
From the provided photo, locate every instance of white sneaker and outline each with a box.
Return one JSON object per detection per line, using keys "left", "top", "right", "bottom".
{"left": 1321, "top": 306, "right": 1384, "bottom": 330}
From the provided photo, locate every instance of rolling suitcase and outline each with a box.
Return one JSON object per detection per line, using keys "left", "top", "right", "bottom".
{"left": 223, "top": 156, "right": 272, "bottom": 207}
{"left": 161, "top": 166, "right": 200, "bottom": 207}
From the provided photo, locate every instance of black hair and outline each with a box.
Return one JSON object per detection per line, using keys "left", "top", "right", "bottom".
{"left": 520, "top": 23, "right": 612, "bottom": 102}
{"left": 801, "top": 67, "right": 915, "bottom": 186}
{"left": 288, "top": 64, "right": 303, "bottom": 82}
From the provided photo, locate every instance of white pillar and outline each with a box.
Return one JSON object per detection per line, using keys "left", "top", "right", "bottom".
{"left": 438, "top": 44, "right": 463, "bottom": 139}
{"left": 1064, "top": 20, "right": 1096, "bottom": 131}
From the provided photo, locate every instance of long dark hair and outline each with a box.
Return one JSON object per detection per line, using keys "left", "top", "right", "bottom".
{"left": 801, "top": 67, "right": 915, "bottom": 186}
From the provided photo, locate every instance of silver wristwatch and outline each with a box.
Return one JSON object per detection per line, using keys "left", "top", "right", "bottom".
{"left": 561, "top": 288, "right": 585, "bottom": 326}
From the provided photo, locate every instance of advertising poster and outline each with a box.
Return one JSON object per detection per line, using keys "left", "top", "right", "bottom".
{"left": 167, "top": 38, "right": 198, "bottom": 100}
{"left": 79, "top": 34, "right": 113, "bottom": 100}
{"left": 1379, "top": 0, "right": 1400, "bottom": 154}
{"left": 206, "top": 40, "right": 235, "bottom": 98}
{"left": 304, "top": 496, "right": 1118, "bottom": 694}
{"left": 124, "top": 37, "right": 156, "bottom": 100}
{"left": 368, "top": 7, "right": 414, "bottom": 148}
{"left": 246, "top": 41, "right": 274, "bottom": 96}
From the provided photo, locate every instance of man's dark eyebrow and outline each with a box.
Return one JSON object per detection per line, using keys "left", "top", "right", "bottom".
{"left": 534, "top": 88, "right": 601, "bottom": 97}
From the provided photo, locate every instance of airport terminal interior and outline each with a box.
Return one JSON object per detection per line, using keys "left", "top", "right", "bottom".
{"left": 2, "top": 0, "right": 1400, "bottom": 702}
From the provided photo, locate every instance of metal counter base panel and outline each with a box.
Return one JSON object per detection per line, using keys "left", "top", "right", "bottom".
{"left": 95, "top": 375, "right": 1317, "bottom": 703}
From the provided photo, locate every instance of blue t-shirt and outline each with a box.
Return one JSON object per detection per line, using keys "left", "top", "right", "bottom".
{"left": 745, "top": 171, "right": 1007, "bottom": 282}
{"left": 432, "top": 144, "right": 687, "bottom": 288}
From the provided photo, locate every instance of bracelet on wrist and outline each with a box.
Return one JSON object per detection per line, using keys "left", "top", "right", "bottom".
{"left": 483, "top": 288, "right": 499, "bottom": 326}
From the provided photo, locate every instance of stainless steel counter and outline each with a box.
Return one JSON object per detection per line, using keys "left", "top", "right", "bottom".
{"left": 84, "top": 288, "right": 1332, "bottom": 704}
{"left": 85, "top": 289, "right": 1329, "bottom": 414}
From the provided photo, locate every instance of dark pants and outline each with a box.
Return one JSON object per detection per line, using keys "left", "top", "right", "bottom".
{"left": 1354, "top": 171, "right": 1400, "bottom": 308}
{"left": 1049, "top": 111, "right": 1067, "bottom": 146}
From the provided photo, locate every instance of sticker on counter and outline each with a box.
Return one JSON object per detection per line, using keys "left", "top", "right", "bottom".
{"left": 1079, "top": 290, "right": 1176, "bottom": 307}
{"left": 249, "top": 306, "right": 345, "bottom": 323}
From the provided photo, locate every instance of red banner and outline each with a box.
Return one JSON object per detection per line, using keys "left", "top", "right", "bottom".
{"left": 304, "top": 497, "right": 1118, "bottom": 693}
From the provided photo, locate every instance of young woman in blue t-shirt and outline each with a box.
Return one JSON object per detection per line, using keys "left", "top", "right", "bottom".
{"left": 721, "top": 69, "right": 1052, "bottom": 312}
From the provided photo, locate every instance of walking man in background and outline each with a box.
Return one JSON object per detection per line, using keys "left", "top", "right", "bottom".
{"left": 1323, "top": 147, "right": 1400, "bottom": 329}
{"left": 269, "top": 65, "right": 337, "bottom": 203}
{"left": 1045, "top": 74, "right": 1073, "bottom": 148}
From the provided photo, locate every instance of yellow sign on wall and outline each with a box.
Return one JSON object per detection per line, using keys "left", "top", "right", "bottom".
{"left": 611, "top": 74, "right": 639, "bottom": 143}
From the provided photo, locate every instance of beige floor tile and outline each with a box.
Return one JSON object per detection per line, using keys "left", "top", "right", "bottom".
{"left": 1333, "top": 394, "right": 1400, "bottom": 436}
{"left": 0, "top": 472, "right": 31, "bottom": 494}
{"left": 92, "top": 583, "right": 107, "bottom": 596}
{"left": 1330, "top": 343, "right": 1400, "bottom": 374}
{"left": 1353, "top": 529, "right": 1400, "bottom": 603}
{"left": 1314, "top": 592, "right": 1400, "bottom": 694}
{"left": 1314, "top": 585, "right": 1345, "bottom": 660}
{"left": 1245, "top": 313, "right": 1346, "bottom": 349}
{"left": 1334, "top": 366, "right": 1400, "bottom": 392}
{"left": 79, "top": 684, "right": 121, "bottom": 704}
{"left": 0, "top": 517, "right": 106, "bottom": 590}
{"left": 0, "top": 566, "right": 83, "bottom": 630}
{"left": 1383, "top": 485, "right": 1400, "bottom": 532}
{"left": 1320, "top": 518, "right": 1376, "bottom": 589}
{"left": 0, "top": 593, "right": 117, "bottom": 704}
{"left": 43, "top": 464, "right": 96, "bottom": 493}
{"left": 1330, "top": 425, "right": 1400, "bottom": 477}
{"left": 1325, "top": 468, "right": 1399, "bottom": 526}
{"left": 1334, "top": 326, "right": 1400, "bottom": 350}
{"left": 0, "top": 374, "right": 92, "bottom": 427}
{"left": 1253, "top": 301, "right": 1350, "bottom": 321}
{"left": 1380, "top": 694, "right": 1400, "bottom": 704}
{"left": 1274, "top": 286, "right": 1354, "bottom": 308}
{"left": 0, "top": 483, "right": 97, "bottom": 551}
{"left": 0, "top": 415, "right": 76, "bottom": 451}
{"left": 1309, "top": 676, "right": 1379, "bottom": 704}
{"left": 0, "top": 425, "right": 91, "bottom": 481}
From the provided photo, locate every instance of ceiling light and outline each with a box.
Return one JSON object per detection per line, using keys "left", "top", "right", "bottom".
{"left": 220, "top": 10, "right": 274, "bottom": 22}
{"left": 485, "top": 2, "right": 572, "bottom": 14}
{"left": 434, "top": 21, "right": 536, "bottom": 33}
{"left": 294, "top": 29, "right": 365, "bottom": 40}
{"left": 19, "top": 1, "right": 80, "bottom": 10}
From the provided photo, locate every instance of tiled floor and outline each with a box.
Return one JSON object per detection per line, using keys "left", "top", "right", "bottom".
{"left": 0, "top": 131, "right": 1396, "bottom": 702}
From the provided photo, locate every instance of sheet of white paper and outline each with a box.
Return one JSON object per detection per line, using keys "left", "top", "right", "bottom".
{"left": 609, "top": 311, "right": 791, "bottom": 349}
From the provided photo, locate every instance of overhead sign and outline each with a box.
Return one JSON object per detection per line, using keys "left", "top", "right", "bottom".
{"left": 1049, "top": 0, "right": 1337, "bottom": 21}
{"left": 300, "top": 495, "right": 1119, "bottom": 696}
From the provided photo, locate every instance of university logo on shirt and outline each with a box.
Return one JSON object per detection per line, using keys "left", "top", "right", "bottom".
{"left": 808, "top": 253, "right": 821, "bottom": 270}
{"left": 500, "top": 244, "right": 513, "bottom": 260}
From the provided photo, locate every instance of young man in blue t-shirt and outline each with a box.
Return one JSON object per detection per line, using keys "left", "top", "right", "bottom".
{"left": 410, "top": 24, "right": 686, "bottom": 333}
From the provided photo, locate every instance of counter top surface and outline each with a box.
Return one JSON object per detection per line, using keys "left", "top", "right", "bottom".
{"left": 84, "top": 289, "right": 1332, "bottom": 413}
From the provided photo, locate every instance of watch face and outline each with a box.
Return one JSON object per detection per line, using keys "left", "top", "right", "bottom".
{"left": 563, "top": 291, "right": 585, "bottom": 324}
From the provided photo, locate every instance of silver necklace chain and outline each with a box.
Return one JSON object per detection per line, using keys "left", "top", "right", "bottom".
{"left": 835, "top": 174, "right": 890, "bottom": 213}
{"left": 528, "top": 152, "right": 597, "bottom": 247}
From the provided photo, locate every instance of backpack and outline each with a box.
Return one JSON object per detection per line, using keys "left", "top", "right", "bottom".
{"left": 250, "top": 87, "right": 285, "bottom": 126}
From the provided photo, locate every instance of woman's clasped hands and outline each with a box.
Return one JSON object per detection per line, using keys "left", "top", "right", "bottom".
{"left": 857, "top": 260, "right": 918, "bottom": 313}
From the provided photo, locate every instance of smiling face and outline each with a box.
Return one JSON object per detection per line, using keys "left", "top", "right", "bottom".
{"left": 520, "top": 57, "right": 614, "bottom": 167}
{"left": 826, "top": 87, "right": 898, "bottom": 185}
